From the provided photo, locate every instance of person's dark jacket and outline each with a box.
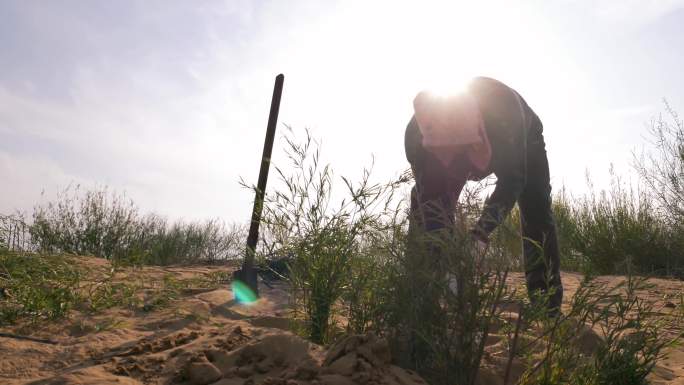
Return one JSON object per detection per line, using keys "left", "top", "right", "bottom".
{"left": 405, "top": 77, "right": 544, "bottom": 240}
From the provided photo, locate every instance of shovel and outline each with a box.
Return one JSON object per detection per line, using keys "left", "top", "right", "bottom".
{"left": 233, "top": 74, "right": 284, "bottom": 303}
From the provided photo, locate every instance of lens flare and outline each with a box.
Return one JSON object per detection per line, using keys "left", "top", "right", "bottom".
{"left": 232, "top": 280, "right": 258, "bottom": 304}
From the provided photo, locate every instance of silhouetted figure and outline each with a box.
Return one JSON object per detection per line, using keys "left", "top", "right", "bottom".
{"left": 405, "top": 76, "right": 563, "bottom": 312}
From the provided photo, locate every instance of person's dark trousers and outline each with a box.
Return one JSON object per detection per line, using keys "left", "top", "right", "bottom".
{"left": 518, "top": 132, "right": 563, "bottom": 313}
{"left": 403, "top": 151, "right": 465, "bottom": 368}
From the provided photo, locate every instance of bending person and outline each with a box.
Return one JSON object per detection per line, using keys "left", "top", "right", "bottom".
{"left": 404, "top": 76, "right": 563, "bottom": 313}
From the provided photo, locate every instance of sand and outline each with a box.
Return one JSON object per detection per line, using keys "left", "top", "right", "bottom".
{"left": 1, "top": 257, "right": 683, "bottom": 385}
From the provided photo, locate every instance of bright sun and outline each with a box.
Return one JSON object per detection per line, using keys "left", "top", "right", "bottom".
{"left": 422, "top": 75, "right": 473, "bottom": 98}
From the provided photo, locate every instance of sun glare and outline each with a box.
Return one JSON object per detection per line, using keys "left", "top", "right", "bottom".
{"left": 422, "top": 75, "right": 472, "bottom": 98}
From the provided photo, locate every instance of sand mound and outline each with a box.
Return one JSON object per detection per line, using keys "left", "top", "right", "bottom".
{"left": 321, "top": 334, "right": 427, "bottom": 385}
{"left": 192, "top": 331, "right": 426, "bottom": 385}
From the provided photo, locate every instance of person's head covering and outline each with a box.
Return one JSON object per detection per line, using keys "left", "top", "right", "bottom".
{"left": 413, "top": 90, "right": 491, "bottom": 170}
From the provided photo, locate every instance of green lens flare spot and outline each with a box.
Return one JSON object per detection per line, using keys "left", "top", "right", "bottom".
{"left": 232, "top": 280, "right": 258, "bottom": 303}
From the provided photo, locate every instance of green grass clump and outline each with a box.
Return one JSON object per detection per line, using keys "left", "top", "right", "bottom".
{"left": 0, "top": 249, "right": 230, "bottom": 326}
{"left": 0, "top": 251, "right": 82, "bottom": 324}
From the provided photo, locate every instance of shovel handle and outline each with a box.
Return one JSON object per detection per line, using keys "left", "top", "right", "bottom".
{"left": 243, "top": 74, "right": 285, "bottom": 276}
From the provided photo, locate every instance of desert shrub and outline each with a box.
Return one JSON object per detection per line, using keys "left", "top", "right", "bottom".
{"left": 558, "top": 174, "right": 671, "bottom": 275}
{"left": 551, "top": 189, "right": 586, "bottom": 272}
{"left": 343, "top": 228, "right": 403, "bottom": 335}
{"left": 257, "top": 129, "right": 406, "bottom": 344}
{"left": 634, "top": 102, "right": 684, "bottom": 225}
{"left": 136, "top": 216, "right": 245, "bottom": 265}
{"left": 632, "top": 102, "right": 684, "bottom": 276}
{"left": 379, "top": 182, "right": 512, "bottom": 385}
{"left": 0, "top": 213, "right": 32, "bottom": 252}
{"left": 25, "top": 185, "right": 244, "bottom": 264}
{"left": 515, "top": 274, "right": 682, "bottom": 385}
{"left": 29, "top": 187, "right": 139, "bottom": 257}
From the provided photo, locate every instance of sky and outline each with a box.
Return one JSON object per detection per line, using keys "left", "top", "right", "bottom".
{"left": 1, "top": 0, "right": 683, "bottom": 223}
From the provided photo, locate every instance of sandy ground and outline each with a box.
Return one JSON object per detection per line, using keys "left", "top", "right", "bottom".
{"left": 1, "top": 257, "right": 683, "bottom": 385}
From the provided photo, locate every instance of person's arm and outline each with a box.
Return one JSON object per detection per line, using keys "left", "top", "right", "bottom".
{"left": 472, "top": 92, "right": 528, "bottom": 242}
{"left": 405, "top": 115, "right": 421, "bottom": 165}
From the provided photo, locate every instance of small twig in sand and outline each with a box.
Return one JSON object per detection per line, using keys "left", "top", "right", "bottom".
{"left": 0, "top": 332, "right": 58, "bottom": 345}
